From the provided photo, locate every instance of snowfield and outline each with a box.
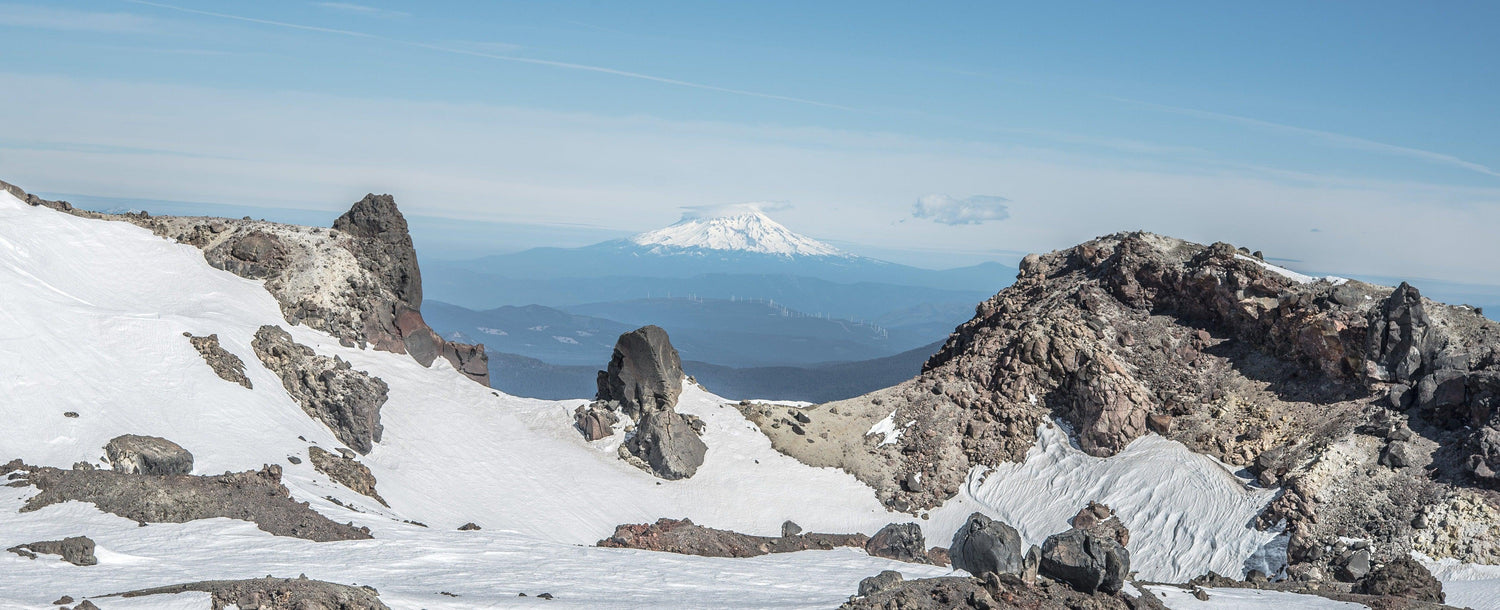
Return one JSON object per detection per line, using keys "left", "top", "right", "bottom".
{"left": 630, "top": 206, "right": 845, "bottom": 257}
{"left": 3, "top": 190, "right": 1498, "bottom": 609}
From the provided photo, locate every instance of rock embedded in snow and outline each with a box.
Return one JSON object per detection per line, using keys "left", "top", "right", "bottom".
{"left": 308, "top": 446, "right": 388, "bottom": 507}
{"left": 252, "top": 325, "right": 389, "bottom": 455}
{"left": 106, "top": 576, "right": 390, "bottom": 610}
{"left": 10, "top": 462, "right": 371, "bottom": 542}
{"left": 949, "top": 512, "right": 1025, "bottom": 578}
{"left": 1353, "top": 557, "right": 1445, "bottom": 603}
{"left": 104, "top": 434, "right": 194, "bottom": 475}
{"left": 184, "top": 332, "right": 253, "bottom": 389}
{"left": 1039, "top": 527, "right": 1130, "bottom": 595}
{"left": 621, "top": 409, "right": 708, "bottom": 480}
{"left": 573, "top": 403, "right": 619, "bottom": 441}
{"left": 6, "top": 536, "right": 97, "bottom": 566}
{"left": 597, "top": 517, "right": 869, "bottom": 558}
{"left": 865, "top": 522, "right": 931, "bottom": 564}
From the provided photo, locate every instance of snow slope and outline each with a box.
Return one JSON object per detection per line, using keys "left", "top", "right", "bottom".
{"left": 630, "top": 207, "right": 844, "bottom": 257}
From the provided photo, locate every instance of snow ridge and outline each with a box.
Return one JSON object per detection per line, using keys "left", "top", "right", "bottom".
{"left": 630, "top": 205, "right": 845, "bottom": 257}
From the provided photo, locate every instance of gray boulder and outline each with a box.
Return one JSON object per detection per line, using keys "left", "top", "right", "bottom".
{"left": 1039, "top": 527, "right": 1130, "bottom": 594}
{"left": 782, "top": 520, "right": 802, "bottom": 537}
{"left": 252, "top": 325, "right": 388, "bottom": 454}
{"left": 7, "top": 536, "right": 97, "bottom": 566}
{"left": 1353, "top": 557, "right": 1444, "bottom": 602}
{"left": 597, "top": 325, "right": 683, "bottom": 420}
{"left": 949, "top": 512, "right": 1024, "bottom": 577}
{"left": 865, "top": 522, "right": 930, "bottom": 564}
{"left": 105, "top": 435, "right": 193, "bottom": 475}
{"left": 858, "top": 570, "right": 904, "bottom": 597}
{"left": 1337, "top": 549, "right": 1372, "bottom": 582}
{"left": 622, "top": 409, "right": 707, "bottom": 480}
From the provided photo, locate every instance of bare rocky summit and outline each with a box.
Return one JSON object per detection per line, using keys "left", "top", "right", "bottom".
{"left": 748, "top": 231, "right": 1500, "bottom": 580}
{"left": 252, "top": 325, "right": 388, "bottom": 455}
{"left": 4, "top": 460, "right": 370, "bottom": 542}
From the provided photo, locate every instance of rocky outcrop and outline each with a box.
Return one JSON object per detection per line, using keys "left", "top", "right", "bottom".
{"left": 574, "top": 404, "right": 619, "bottom": 441}
{"left": 1040, "top": 527, "right": 1130, "bottom": 595}
{"left": 949, "top": 512, "right": 1025, "bottom": 578}
{"left": 104, "top": 434, "right": 194, "bottom": 475}
{"left": 4, "top": 179, "right": 489, "bottom": 386}
{"left": 108, "top": 575, "right": 389, "bottom": 609}
{"left": 1071, "top": 502, "right": 1130, "bottom": 546}
{"left": 1353, "top": 557, "right": 1445, "bottom": 603}
{"left": 252, "top": 325, "right": 388, "bottom": 455}
{"left": 7, "top": 536, "right": 97, "bottom": 566}
{"left": 308, "top": 446, "right": 387, "bottom": 507}
{"left": 184, "top": 332, "right": 253, "bottom": 389}
{"left": 585, "top": 326, "right": 707, "bottom": 480}
{"left": 596, "top": 325, "right": 684, "bottom": 420}
{"left": 841, "top": 572, "right": 1154, "bottom": 610}
{"left": 858, "top": 570, "right": 904, "bottom": 597}
{"left": 7, "top": 460, "right": 370, "bottom": 542}
{"left": 865, "top": 522, "right": 930, "bottom": 564}
{"left": 597, "top": 518, "right": 869, "bottom": 558}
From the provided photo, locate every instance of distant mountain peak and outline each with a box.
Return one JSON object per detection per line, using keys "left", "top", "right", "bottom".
{"left": 629, "top": 205, "right": 845, "bottom": 257}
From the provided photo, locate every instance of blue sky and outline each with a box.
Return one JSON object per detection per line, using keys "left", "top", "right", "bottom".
{"left": 1, "top": 1, "right": 1497, "bottom": 279}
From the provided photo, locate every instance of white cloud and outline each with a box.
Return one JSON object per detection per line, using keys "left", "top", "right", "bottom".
{"left": 0, "top": 4, "right": 153, "bottom": 32}
{"left": 912, "top": 194, "right": 1011, "bottom": 225}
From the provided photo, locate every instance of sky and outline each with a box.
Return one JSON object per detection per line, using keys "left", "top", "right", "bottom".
{"left": 0, "top": 1, "right": 1497, "bottom": 280}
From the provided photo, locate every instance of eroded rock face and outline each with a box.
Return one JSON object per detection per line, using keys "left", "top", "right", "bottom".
{"left": 597, "top": 325, "right": 684, "bottom": 420}
{"left": 184, "top": 332, "right": 252, "bottom": 389}
{"left": 308, "top": 446, "right": 387, "bottom": 507}
{"left": 950, "top": 512, "right": 1024, "bottom": 578}
{"left": 105, "top": 434, "right": 194, "bottom": 475}
{"left": 597, "top": 518, "right": 869, "bottom": 558}
{"left": 109, "top": 576, "right": 389, "bottom": 610}
{"left": 620, "top": 409, "right": 707, "bottom": 480}
{"left": 252, "top": 325, "right": 388, "bottom": 455}
{"left": 1039, "top": 528, "right": 1130, "bottom": 595}
{"left": 7, "top": 536, "right": 96, "bottom": 566}
{"left": 9, "top": 461, "right": 370, "bottom": 542}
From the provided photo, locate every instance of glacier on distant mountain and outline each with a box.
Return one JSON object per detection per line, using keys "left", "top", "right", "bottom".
{"left": 629, "top": 205, "right": 846, "bottom": 257}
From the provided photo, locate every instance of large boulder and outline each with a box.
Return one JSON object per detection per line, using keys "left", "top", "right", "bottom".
{"left": 865, "top": 522, "right": 930, "bottom": 564}
{"left": 621, "top": 409, "right": 707, "bottom": 480}
{"left": 7, "top": 536, "right": 97, "bottom": 566}
{"left": 1039, "top": 528, "right": 1130, "bottom": 595}
{"left": 1353, "top": 557, "right": 1444, "bottom": 603}
{"left": 597, "top": 325, "right": 683, "bottom": 419}
{"left": 949, "top": 513, "right": 1024, "bottom": 577}
{"left": 104, "top": 435, "right": 193, "bottom": 475}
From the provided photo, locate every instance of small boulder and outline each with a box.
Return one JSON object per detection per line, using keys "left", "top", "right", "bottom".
{"left": 574, "top": 404, "right": 619, "bottom": 441}
{"left": 1380, "top": 441, "right": 1416, "bottom": 469}
{"left": 949, "top": 513, "right": 1024, "bottom": 577}
{"left": 104, "top": 435, "right": 193, "bottom": 475}
{"left": 1337, "top": 549, "right": 1372, "bottom": 582}
{"left": 458, "top": 522, "right": 481, "bottom": 531}
{"left": 1353, "top": 557, "right": 1444, "bottom": 602}
{"left": 865, "top": 523, "right": 929, "bottom": 564}
{"left": 858, "top": 570, "right": 904, "bottom": 597}
{"left": 1039, "top": 527, "right": 1129, "bottom": 594}
{"left": 781, "top": 520, "right": 802, "bottom": 537}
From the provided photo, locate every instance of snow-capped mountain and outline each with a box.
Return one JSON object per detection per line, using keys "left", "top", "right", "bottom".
{"left": 628, "top": 205, "right": 847, "bottom": 257}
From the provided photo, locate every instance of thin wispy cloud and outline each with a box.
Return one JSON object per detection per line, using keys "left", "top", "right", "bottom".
{"left": 1114, "top": 96, "right": 1500, "bottom": 179}
{"left": 912, "top": 194, "right": 1011, "bottom": 225}
{"left": 315, "top": 2, "right": 410, "bottom": 19}
{"left": 124, "top": 0, "right": 851, "bottom": 110}
{"left": 0, "top": 4, "right": 153, "bottom": 33}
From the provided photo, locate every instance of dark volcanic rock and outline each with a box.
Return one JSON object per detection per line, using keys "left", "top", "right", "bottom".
{"left": 1354, "top": 557, "right": 1445, "bottom": 603}
{"left": 308, "top": 446, "right": 387, "bottom": 507}
{"left": 333, "top": 193, "right": 422, "bottom": 311}
{"left": 620, "top": 409, "right": 707, "bottom": 480}
{"left": 950, "top": 512, "right": 1025, "bottom": 578}
{"left": 865, "top": 522, "right": 930, "bottom": 564}
{"left": 858, "top": 570, "right": 904, "bottom": 596}
{"left": 252, "top": 325, "right": 388, "bottom": 455}
{"left": 597, "top": 325, "right": 684, "bottom": 420}
{"left": 184, "top": 332, "right": 253, "bottom": 389}
{"left": 842, "top": 573, "right": 1146, "bottom": 610}
{"left": 1040, "top": 528, "right": 1130, "bottom": 595}
{"left": 206, "top": 230, "right": 290, "bottom": 279}
{"left": 110, "top": 575, "right": 389, "bottom": 609}
{"left": 12, "top": 462, "right": 370, "bottom": 542}
{"left": 597, "top": 517, "right": 869, "bottom": 558}
{"left": 104, "top": 434, "right": 194, "bottom": 475}
{"left": 7, "top": 536, "right": 96, "bottom": 566}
